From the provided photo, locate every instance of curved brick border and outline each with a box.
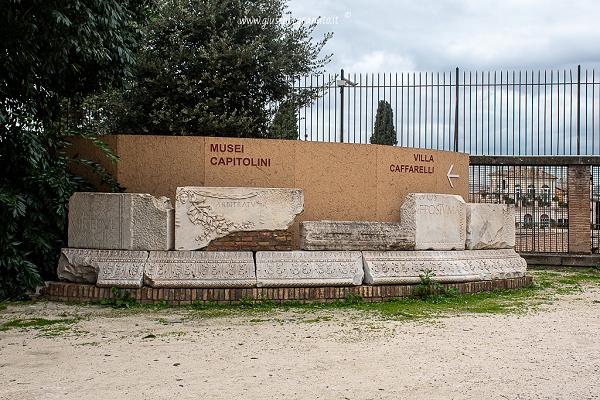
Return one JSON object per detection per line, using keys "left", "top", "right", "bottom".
{"left": 44, "top": 276, "right": 533, "bottom": 305}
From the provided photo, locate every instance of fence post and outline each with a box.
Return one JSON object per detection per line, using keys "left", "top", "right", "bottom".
{"left": 567, "top": 164, "right": 591, "bottom": 254}
{"left": 576, "top": 65, "right": 581, "bottom": 155}
{"left": 454, "top": 67, "right": 459, "bottom": 152}
{"left": 340, "top": 69, "right": 344, "bottom": 143}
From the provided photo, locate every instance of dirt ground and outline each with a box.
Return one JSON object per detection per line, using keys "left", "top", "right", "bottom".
{"left": 1, "top": 281, "right": 599, "bottom": 400}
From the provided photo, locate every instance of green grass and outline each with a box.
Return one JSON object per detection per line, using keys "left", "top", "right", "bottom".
{"left": 3, "top": 267, "right": 598, "bottom": 325}
{"left": 0, "top": 317, "right": 80, "bottom": 334}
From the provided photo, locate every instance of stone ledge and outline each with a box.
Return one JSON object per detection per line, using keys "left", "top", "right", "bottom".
{"left": 43, "top": 276, "right": 533, "bottom": 305}
{"left": 520, "top": 253, "right": 600, "bottom": 267}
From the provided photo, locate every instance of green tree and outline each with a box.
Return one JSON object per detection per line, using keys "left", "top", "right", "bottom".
{"left": 267, "top": 101, "right": 298, "bottom": 140}
{"left": 0, "top": 0, "right": 150, "bottom": 299}
{"left": 96, "top": 0, "right": 332, "bottom": 137}
{"left": 370, "top": 100, "right": 397, "bottom": 146}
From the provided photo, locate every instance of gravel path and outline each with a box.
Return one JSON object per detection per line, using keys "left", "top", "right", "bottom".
{"left": 1, "top": 281, "right": 599, "bottom": 400}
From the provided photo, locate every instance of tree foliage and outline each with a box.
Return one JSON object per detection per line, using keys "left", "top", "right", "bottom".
{"left": 267, "top": 101, "right": 298, "bottom": 140}
{"left": 0, "top": 0, "right": 149, "bottom": 300}
{"left": 370, "top": 100, "right": 397, "bottom": 146}
{"left": 95, "top": 0, "right": 332, "bottom": 137}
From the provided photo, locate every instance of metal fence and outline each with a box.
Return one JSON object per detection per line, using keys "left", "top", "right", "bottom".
{"left": 469, "top": 163, "right": 569, "bottom": 253}
{"left": 297, "top": 66, "right": 600, "bottom": 156}
{"left": 297, "top": 67, "right": 600, "bottom": 254}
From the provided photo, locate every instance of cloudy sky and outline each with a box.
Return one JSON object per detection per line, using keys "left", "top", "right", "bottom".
{"left": 287, "top": 0, "right": 600, "bottom": 75}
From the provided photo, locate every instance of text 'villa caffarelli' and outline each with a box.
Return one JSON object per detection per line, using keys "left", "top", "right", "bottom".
{"left": 390, "top": 153, "right": 435, "bottom": 174}
{"left": 209, "top": 143, "right": 271, "bottom": 167}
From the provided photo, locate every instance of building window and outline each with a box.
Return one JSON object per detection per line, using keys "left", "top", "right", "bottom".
{"left": 540, "top": 214, "right": 550, "bottom": 228}
{"left": 527, "top": 184, "right": 535, "bottom": 197}
{"left": 515, "top": 184, "right": 522, "bottom": 200}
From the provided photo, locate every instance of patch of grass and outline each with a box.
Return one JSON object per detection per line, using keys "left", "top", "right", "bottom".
{"left": 303, "top": 315, "right": 332, "bottom": 323}
{"left": 2, "top": 318, "right": 78, "bottom": 329}
{"left": 1, "top": 317, "right": 81, "bottom": 336}
{"left": 99, "top": 287, "right": 138, "bottom": 309}
{"left": 19, "top": 267, "right": 595, "bottom": 324}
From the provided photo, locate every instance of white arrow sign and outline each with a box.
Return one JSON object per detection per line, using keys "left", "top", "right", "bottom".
{"left": 447, "top": 164, "right": 460, "bottom": 188}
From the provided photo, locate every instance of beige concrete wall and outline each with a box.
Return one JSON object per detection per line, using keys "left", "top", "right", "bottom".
{"left": 68, "top": 135, "right": 469, "bottom": 245}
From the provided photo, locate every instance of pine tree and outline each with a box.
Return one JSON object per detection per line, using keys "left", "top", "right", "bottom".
{"left": 370, "top": 100, "right": 397, "bottom": 145}
{"left": 267, "top": 101, "right": 298, "bottom": 140}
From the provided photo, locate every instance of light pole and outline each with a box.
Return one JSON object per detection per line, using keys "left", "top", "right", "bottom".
{"left": 337, "top": 69, "right": 357, "bottom": 143}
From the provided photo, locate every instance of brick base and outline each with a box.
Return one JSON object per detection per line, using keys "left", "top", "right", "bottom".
{"left": 205, "top": 230, "right": 293, "bottom": 251}
{"left": 44, "top": 277, "right": 533, "bottom": 306}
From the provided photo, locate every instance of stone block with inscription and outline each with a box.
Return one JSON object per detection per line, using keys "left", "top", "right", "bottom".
{"left": 466, "top": 203, "right": 515, "bottom": 250}
{"left": 255, "top": 251, "right": 364, "bottom": 287}
{"left": 68, "top": 192, "right": 174, "bottom": 251}
{"left": 175, "top": 187, "right": 304, "bottom": 250}
{"left": 400, "top": 193, "right": 466, "bottom": 250}
{"left": 144, "top": 251, "right": 256, "bottom": 288}
{"left": 362, "top": 249, "right": 527, "bottom": 285}
{"left": 57, "top": 248, "right": 148, "bottom": 288}
{"left": 299, "top": 221, "right": 414, "bottom": 251}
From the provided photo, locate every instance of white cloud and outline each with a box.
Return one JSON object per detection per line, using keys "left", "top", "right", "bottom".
{"left": 287, "top": 0, "right": 600, "bottom": 73}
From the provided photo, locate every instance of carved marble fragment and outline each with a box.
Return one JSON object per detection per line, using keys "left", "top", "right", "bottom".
{"left": 68, "top": 192, "right": 174, "bottom": 250}
{"left": 255, "top": 251, "right": 364, "bottom": 287}
{"left": 144, "top": 251, "right": 256, "bottom": 288}
{"left": 299, "top": 221, "right": 414, "bottom": 251}
{"left": 400, "top": 193, "right": 466, "bottom": 250}
{"left": 57, "top": 248, "right": 148, "bottom": 288}
{"left": 466, "top": 203, "right": 516, "bottom": 249}
{"left": 362, "top": 249, "right": 527, "bottom": 285}
{"left": 174, "top": 187, "right": 304, "bottom": 250}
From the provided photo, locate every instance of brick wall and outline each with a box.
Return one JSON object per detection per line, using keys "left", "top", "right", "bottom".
{"left": 205, "top": 230, "right": 293, "bottom": 251}
{"left": 568, "top": 165, "right": 592, "bottom": 254}
{"left": 44, "top": 277, "right": 533, "bottom": 305}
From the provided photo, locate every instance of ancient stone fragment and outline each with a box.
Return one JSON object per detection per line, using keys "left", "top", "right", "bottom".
{"left": 362, "top": 249, "right": 527, "bottom": 285}
{"left": 68, "top": 192, "right": 174, "bottom": 250}
{"left": 255, "top": 251, "right": 364, "bottom": 287}
{"left": 174, "top": 187, "right": 304, "bottom": 250}
{"left": 57, "top": 248, "right": 148, "bottom": 288}
{"left": 299, "top": 221, "right": 414, "bottom": 251}
{"left": 466, "top": 203, "right": 516, "bottom": 249}
{"left": 144, "top": 251, "right": 256, "bottom": 288}
{"left": 400, "top": 193, "right": 467, "bottom": 250}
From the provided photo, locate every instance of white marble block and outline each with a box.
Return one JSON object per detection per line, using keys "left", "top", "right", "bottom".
{"left": 57, "top": 248, "right": 148, "bottom": 288}
{"left": 466, "top": 203, "right": 516, "bottom": 249}
{"left": 299, "top": 221, "right": 414, "bottom": 251}
{"left": 174, "top": 187, "right": 304, "bottom": 250}
{"left": 362, "top": 249, "right": 527, "bottom": 285}
{"left": 144, "top": 251, "right": 256, "bottom": 288}
{"left": 68, "top": 192, "right": 174, "bottom": 250}
{"left": 256, "top": 251, "right": 364, "bottom": 287}
{"left": 400, "top": 193, "right": 466, "bottom": 250}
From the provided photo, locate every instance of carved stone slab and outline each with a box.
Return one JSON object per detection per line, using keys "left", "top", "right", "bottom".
{"left": 57, "top": 248, "right": 148, "bottom": 288}
{"left": 255, "top": 251, "right": 364, "bottom": 287}
{"left": 466, "top": 204, "right": 516, "bottom": 249}
{"left": 299, "top": 221, "right": 415, "bottom": 251}
{"left": 144, "top": 251, "right": 256, "bottom": 288}
{"left": 400, "top": 193, "right": 466, "bottom": 250}
{"left": 175, "top": 187, "right": 304, "bottom": 250}
{"left": 362, "top": 249, "right": 527, "bottom": 285}
{"left": 68, "top": 192, "right": 174, "bottom": 250}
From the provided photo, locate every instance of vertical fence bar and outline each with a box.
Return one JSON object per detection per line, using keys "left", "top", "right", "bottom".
{"left": 454, "top": 67, "right": 459, "bottom": 151}
{"left": 577, "top": 64, "right": 581, "bottom": 155}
